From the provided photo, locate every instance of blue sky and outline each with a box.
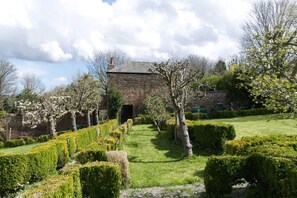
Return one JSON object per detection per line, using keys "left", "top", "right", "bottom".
{"left": 0, "top": 0, "right": 253, "bottom": 91}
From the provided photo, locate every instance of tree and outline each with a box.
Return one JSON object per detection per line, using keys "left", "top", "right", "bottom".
{"left": 240, "top": 0, "right": 297, "bottom": 113}
{"left": 17, "top": 93, "right": 69, "bottom": 136}
{"left": 65, "top": 73, "right": 102, "bottom": 131}
{"left": 107, "top": 86, "right": 123, "bottom": 119}
{"left": 87, "top": 50, "right": 130, "bottom": 95}
{"left": 144, "top": 94, "right": 168, "bottom": 134}
{"left": 0, "top": 59, "right": 17, "bottom": 99}
{"left": 213, "top": 60, "right": 227, "bottom": 75}
{"left": 20, "top": 73, "right": 45, "bottom": 94}
{"left": 150, "top": 59, "right": 204, "bottom": 157}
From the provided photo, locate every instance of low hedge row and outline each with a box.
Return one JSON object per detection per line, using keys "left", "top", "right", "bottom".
{"left": 210, "top": 108, "right": 275, "bottom": 119}
{"left": 19, "top": 162, "right": 122, "bottom": 198}
{"left": 166, "top": 120, "right": 236, "bottom": 154}
{"left": 0, "top": 135, "right": 51, "bottom": 149}
{"left": 225, "top": 135, "right": 297, "bottom": 160}
{"left": 204, "top": 154, "right": 297, "bottom": 198}
{"left": 0, "top": 119, "right": 118, "bottom": 195}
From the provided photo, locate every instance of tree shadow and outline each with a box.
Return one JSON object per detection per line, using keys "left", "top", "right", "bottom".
{"left": 128, "top": 155, "right": 183, "bottom": 164}
{"left": 195, "top": 169, "right": 204, "bottom": 178}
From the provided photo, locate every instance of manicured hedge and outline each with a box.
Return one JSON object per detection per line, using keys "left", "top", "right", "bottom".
{"left": 79, "top": 162, "right": 122, "bottom": 198}
{"left": 167, "top": 120, "right": 236, "bottom": 154}
{"left": 77, "top": 143, "right": 107, "bottom": 164}
{"left": 0, "top": 154, "right": 28, "bottom": 194}
{"left": 210, "top": 108, "right": 275, "bottom": 119}
{"left": 26, "top": 142, "right": 58, "bottom": 182}
{"left": 205, "top": 153, "right": 297, "bottom": 197}
{"left": 19, "top": 175, "right": 74, "bottom": 198}
{"left": 0, "top": 135, "right": 51, "bottom": 149}
{"left": 4, "top": 139, "right": 25, "bottom": 148}
{"left": 204, "top": 155, "right": 247, "bottom": 197}
{"left": 185, "top": 112, "right": 208, "bottom": 120}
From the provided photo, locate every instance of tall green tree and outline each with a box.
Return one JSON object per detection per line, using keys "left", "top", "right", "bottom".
{"left": 107, "top": 86, "right": 123, "bottom": 119}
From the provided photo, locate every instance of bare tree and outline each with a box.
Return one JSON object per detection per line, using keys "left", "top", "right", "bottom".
{"left": 21, "top": 73, "right": 45, "bottom": 94}
{"left": 87, "top": 50, "right": 130, "bottom": 95}
{"left": 187, "top": 55, "right": 212, "bottom": 76}
{"left": 150, "top": 59, "right": 204, "bottom": 157}
{"left": 0, "top": 59, "right": 17, "bottom": 98}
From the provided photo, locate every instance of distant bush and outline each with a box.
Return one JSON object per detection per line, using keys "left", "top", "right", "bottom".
{"left": 4, "top": 139, "right": 25, "bottom": 148}
{"left": 79, "top": 162, "right": 122, "bottom": 198}
{"left": 210, "top": 108, "right": 275, "bottom": 119}
{"left": 185, "top": 112, "right": 208, "bottom": 120}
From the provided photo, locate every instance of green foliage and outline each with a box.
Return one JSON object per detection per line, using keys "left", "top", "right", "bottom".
{"left": 4, "top": 139, "right": 25, "bottom": 148}
{"left": 137, "top": 114, "right": 153, "bottom": 124}
{"left": 167, "top": 120, "right": 236, "bottom": 154}
{"left": 79, "top": 161, "right": 122, "bottom": 198}
{"left": 19, "top": 175, "right": 75, "bottom": 198}
{"left": 185, "top": 112, "right": 208, "bottom": 120}
{"left": 210, "top": 108, "right": 274, "bottom": 119}
{"left": 204, "top": 155, "right": 247, "bottom": 197}
{"left": 26, "top": 142, "right": 58, "bottom": 182}
{"left": 51, "top": 140, "right": 70, "bottom": 168}
{"left": 77, "top": 143, "right": 107, "bottom": 164}
{"left": 59, "top": 164, "right": 83, "bottom": 198}
{"left": 35, "top": 134, "right": 51, "bottom": 143}
{"left": 0, "top": 154, "right": 28, "bottom": 194}
{"left": 108, "top": 86, "right": 124, "bottom": 119}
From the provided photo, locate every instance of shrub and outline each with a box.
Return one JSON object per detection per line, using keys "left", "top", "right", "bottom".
{"left": 56, "top": 133, "right": 77, "bottom": 158}
{"left": 24, "top": 137, "right": 35, "bottom": 144}
{"left": 0, "top": 154, "right": 28, "bottom": 194}
{"left": 126, "top": 119, "right": 133, "bottom": 131}
{"left": 4, "top": 139, "right": 25, "bottom": 148}
{"left": 138, "top": 114, "right": 153, "bottom": 124}
{"left": 225, "top": 140, "right": 248, "bottom": 155}
{"left": 211, "top": 110, "right": 236, "bottom": 119}
{"left": 210, "top": 108, "right": 275, "bottom": 119}
{"left": 204, "top": 155, "right": 247, "bottom": 197}
{"left": 97, "top": 137, "right": 118, "bottom": 151}
{"left": 245, "top": 154, "right": 296, "bottom": 198}
{"left": 0, "top": 141, "right": 4, "bottom": 148}
{"left": 59, "top": 164, "right": 83, "bottom": 198}
{"left": 77, "top": 143, "right": 107, "bottom": 164}
{"left": 133, "top": 117, "right": 141, "bottom": 125}
{"left": 187, "top": 121, "right": 236, "bottom": 154}
{"left": 79, "top": 162, "right": 121, "bottom": 198}
{"left": 26, "top": 142, "right": 58, "bottom": 182}
{"left": 185, "top": 112, "right": 208, "bottom": 120}
{"left": 107, "top": 151, "right": 130, "bottom": 188}
{"left": 19, "top": 175, "right": 74, "bottom": 198}
{"left": 51, "top": 140, "right": 70, "bottom": 168}
{"left": 35, "top": 134, "right": 51, "bottom": 143}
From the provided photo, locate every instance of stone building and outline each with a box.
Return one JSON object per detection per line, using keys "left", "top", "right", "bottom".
{"left": 107, "top": 61, "right": 162, "bottom": 122}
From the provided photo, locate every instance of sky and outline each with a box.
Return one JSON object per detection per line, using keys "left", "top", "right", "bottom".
{"left": 0, "top": 0, "right": 253, "bottom": 91}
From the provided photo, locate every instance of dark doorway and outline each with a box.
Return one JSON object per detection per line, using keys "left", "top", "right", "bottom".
{"left": 121, "top": 105, "right": 133, "bottom": 123}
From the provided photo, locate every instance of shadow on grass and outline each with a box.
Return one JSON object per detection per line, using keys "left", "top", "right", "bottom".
{"left": 128, "top": 155, "right": 183, "bottom": 164}
{"left": 195, "top": 170, "right": 204, "bottom": 178}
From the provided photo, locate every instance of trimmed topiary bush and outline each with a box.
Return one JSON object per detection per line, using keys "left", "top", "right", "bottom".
{"left": 59, "top": 164, "right": 83, "bottom": 198}
{"left": 0, "top": 154, "right": 28, "bottom": 195}
{"left": 79, "top": 161, "right": 122, "bottom": 198}
{"left": 4, "top": 139, "right": 25, "bottom": 148}
{"left": 26, "top": 142, "right": 58, "bottom": 182}
{"left": 185, "top": 112, "right": 208, "bottom": 120}
{"left": 204, "top": 155, "right": 247, "bottom": 197}
{"left": 107, "top": 151, "right": 130, "bottom": 188}
{"left": 77, "top": 143, "right": 107, "bottom": 164}
{"left": 51, "top": 140, "right": 70, "bottom": 168}
{"left": 19, "top": 175, "right": 74, "bottom": 198}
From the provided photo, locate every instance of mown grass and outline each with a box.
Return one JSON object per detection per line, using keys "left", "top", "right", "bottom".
{"left": 124, "top": 124, "right": 208, "bottom": 188}
{"left": 210, "top": 114, "right": 297, "bottom": 139}
{"left": 0, "top": 143, "right": 43, "bottom": 154}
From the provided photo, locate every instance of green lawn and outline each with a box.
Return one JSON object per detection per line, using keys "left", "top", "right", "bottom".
{"left": 124, "top": 124, "right": 208, "bottom": 188}
{"left": 210, "top": 114, "right": 297, "bottom": 139}
{"left": 0, "top": 143, "right": 43, "bottom": 154}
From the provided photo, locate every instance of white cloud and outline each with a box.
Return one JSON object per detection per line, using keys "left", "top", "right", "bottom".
{"left": 0, "top": 0, "right": 253, "bottom": 62}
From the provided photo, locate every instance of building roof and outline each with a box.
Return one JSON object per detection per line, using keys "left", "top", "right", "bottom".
{"left": 108, "top": 61, "right": 153, "bottom": 74}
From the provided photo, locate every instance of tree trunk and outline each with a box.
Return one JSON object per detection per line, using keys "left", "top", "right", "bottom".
{"left": 71, "top": 110, "right": 77, "bottom": 131}
{"left": 154, "top": 120, "right": 161, "bottom": 134}
{"left": 177, "top": 108, "right": 193, "bottom": 157}
{"left": 87, "top": 110, "right": 92, "bottom": 127}
{"left": 95, "top": 107, "right": 99, "bottom": 125}
{"left": 49, "top": 115, "right": 56, "bottom": 136}
{"left": 174, "top": 113, "right": 178, "bottom": 141}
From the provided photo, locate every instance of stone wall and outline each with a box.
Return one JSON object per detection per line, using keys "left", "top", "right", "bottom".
{"left": 188, "top": 90, "right": 230, "bottom": 111}
{"left": 108, "top": 73, "right": 163, "bottom": 116}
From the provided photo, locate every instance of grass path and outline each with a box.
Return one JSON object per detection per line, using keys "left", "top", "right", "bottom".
{"left": 0, "top": 143, "right": 43, "bottom": 154}
{"left": 210, "top": 114, "right": 297, "bottom": 139}
{"left": 124, "top": 124, "right": 208, "bottom": 188}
